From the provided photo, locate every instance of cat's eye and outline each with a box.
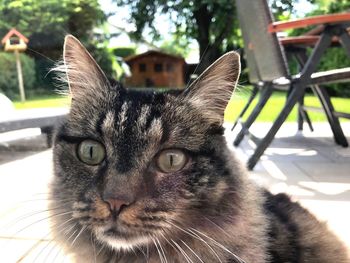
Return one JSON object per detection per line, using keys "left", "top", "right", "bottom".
{"left": 156, "top": 149, "right": 187, "bottom": 173}
{"left": 77, "top": 140, "right": 105, "bottom": 165}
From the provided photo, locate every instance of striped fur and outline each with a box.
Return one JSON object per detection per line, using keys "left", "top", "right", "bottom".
{"left": 49, "top": 35, "right": 349, "bottom": 263}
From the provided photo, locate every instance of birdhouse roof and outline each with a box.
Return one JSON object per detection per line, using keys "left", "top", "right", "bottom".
{"left": 1, "top": 28, "right": 29, "bottom": 44}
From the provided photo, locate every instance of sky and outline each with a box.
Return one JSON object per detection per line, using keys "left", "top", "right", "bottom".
{"left": 98, "top": 0, "right": 171, "bottom": 47}
{"left": 98, "top": 0, "right": 200, "bottom": 62}
{"left": 98, "top": 0, "right": 315, "bottom": 62}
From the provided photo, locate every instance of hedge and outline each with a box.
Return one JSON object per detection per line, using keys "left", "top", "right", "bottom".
{"left": 0, "top": 52, "right": 36, "bottom": 100}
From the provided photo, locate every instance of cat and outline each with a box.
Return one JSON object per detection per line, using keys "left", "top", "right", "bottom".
{"left": 49, "top": 35, "right": 349, "bottom": 263}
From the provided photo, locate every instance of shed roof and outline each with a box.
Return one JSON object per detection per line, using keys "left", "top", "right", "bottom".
{"left": 1, "top": 28, "right": 29, "bottom": 44}
{"left": 124, "top": 50, "right": 184, "bottom": 63}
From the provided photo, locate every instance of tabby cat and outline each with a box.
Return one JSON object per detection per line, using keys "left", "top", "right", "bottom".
{"left": 50, "top": 35, "right": 349, "bottom": 263}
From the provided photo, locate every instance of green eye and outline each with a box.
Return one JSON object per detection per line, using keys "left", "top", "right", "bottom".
{"left": 157, "top": 149, "right": 187, "bottom": 173}
{"left": 77, "top": 140, "right": 105, "bottom": 165}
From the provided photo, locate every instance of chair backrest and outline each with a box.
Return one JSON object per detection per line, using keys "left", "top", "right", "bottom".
{"left": 237, "top": 10, "right": 260, "bottom": 84}
{"left": 236, "top": 0, "right": 290, "bottom": 82}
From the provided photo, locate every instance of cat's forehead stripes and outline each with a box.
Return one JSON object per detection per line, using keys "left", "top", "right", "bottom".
{"left": 137, "top": 105, "right": 151, "bottom": 129}
{"left": 93, "top": 94, "right": 165, "bottom": 173}
{"left": 101, "top": 111, "right": 115, "bottom": 137}
{"left": 118, "top": 101, "right": 129, "bottom": 131}
{"left": 146, "top": 118, "right": 163, "bottom": 139}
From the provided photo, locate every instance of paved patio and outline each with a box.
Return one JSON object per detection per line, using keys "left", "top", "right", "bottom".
{"left": 0, "top": 122, "right": 349, "bottom": 262}
{"left": 227, "top": 122, "right": 350, "bottom": 253}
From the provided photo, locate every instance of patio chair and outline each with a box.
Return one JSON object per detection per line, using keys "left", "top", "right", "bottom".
{"left": 233, "top": 0, "right": 350, "bottom": 170}
{"left": 231, "top": 6, "right": 314, "bottom": 132}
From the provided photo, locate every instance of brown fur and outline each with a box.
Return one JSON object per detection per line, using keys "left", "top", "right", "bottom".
{"left": 49, "top": 35, "right": 349, "bottom": 263}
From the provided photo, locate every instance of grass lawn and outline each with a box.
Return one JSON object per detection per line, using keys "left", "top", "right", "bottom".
{"left": 13, "top": 95, "right": 70, "bottom": 109}
{"left": 13, "top": 90, "right": 350, "bottom": 123}
{"left": 225, "top": 88, "right": 350, "bottom": 122}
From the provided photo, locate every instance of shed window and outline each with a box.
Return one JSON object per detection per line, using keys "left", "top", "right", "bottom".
{"left": 154, "top": 63, "right": 163, "bottom": 72}
{"left": 166, "top": 63, "right": 174, "bottom": 72}
{"left": 139, "top": 63, "right": 146, "bottom": 72}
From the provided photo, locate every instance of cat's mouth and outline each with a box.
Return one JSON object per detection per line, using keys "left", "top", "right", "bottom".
{"left": 104, "top": 227, "right": 125, "bottom": 238}
{"left": 93, "top": 224, "right": 151, "bottom": 250}
{"left": 72, "top": 199, "right": 167, "bottom": 250}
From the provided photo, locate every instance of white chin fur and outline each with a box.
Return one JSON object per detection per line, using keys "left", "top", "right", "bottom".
{"left": 93, "top": 227, "right": 149, "bottom": 251}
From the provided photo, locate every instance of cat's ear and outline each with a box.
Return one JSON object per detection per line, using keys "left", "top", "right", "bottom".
{"left": 62, "top": 35, "right": 110, "bottom": 97}
{"left": 182, "top": 51, "right": 240, "bottom": 125}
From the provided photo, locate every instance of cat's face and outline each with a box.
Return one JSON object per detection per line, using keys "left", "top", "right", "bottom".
{"left": 52, "top": 35, "right": 240, "bottom": 251}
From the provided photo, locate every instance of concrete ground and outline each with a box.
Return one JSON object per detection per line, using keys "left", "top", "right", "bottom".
{"left": 227, "top": 122, "right": 350, "bottom": 253}
{"left": 0, "top": 122, "right": 349, "bottom": 262}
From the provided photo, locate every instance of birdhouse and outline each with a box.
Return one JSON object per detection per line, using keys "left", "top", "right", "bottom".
{"left": 1, "top": 28, "right": 28, "bottom": 52}
{"left": 1, "top": 28, "right": 29, "bottom": 102}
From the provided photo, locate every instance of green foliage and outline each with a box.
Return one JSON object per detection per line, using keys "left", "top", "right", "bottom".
{"left": 115, "top": 0, "right": 240, "bottom": 71}
{"left": 270, "top": 0, "right": 315, "bottom": 20}
{"left": 88, "top": 45, "right": 116, "bottom": 79}
{"left": 287, "top": 0, "right": 350, "bottom": 97}
{"left": 33, "top": 58, "right": 55, "bottom": 94}
{"left": 112, "top": 47, "right": 136, "bottom": 58}
{"left": 0, "top": 0, "right": 112, "bottom": 96}
{"left": 317, "top": 47, "right": 350, "bottom": 97}
{"left": 0, "top": 0, "right": 105, "bottom": 41}
{"left": 0, "top": 52, "right": 35, "bottom": 100}
{"left": 34, "top": 45, "right": 117, "bottom": 95}
{"left": 160, "top": 34, "right": 192, "bottom": 57}
{"left": 318, "top": 0, "right": 350, "bottom": 13}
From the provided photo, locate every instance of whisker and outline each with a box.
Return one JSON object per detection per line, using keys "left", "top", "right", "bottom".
{"left": 189, "top": 228, "right": 246, "bottom": 263}
{"left": 44, "top": 223, "right": 76, "bottom": 262}
{"left": 147, "top": 241, "right": 149, "bottom": 260}
{"left": 51, "top": 245, "right": 66, "bottom": 263}
{"left": 171, "top": 239, "right": 192, "bottom": 263}
{"left": 202, "top": 216, "right": 232, "bottom": 239}
{"left": 136, "top": 244, "right": 148, "bottom": 262}
{"left": 31, "top": 217, "right": 76, "bottom": 263}
{"left": 2, "top": 210, "right": 73, "bottom": 251}
{"left": 90, "top": 231, "right": 97, "bottom": 263}
{"left": 27, "top": 47, "right": 56, "bottom": 63}
{"left": 166, "top": 220, "right": 222, "bottom": 263}
{"left": 159, "top": 231, "right": 179, "bottom": 257}
{"left": 185, "top": 43, "right": 210, "bottom": 88}
{"left": 1, "top": 205, "right": 71, "bottom": 231}
{"left": 156, "top": 237, "right": 168, "bottom": 263}
{"left": 180, "top": 239, "right": 204, "bottom": 263}
{"left": 66, "top": 227, "right": 79, "bottom": 244}
{"left": 97, "top": 241, "right": 105, "bottom": 257}
{"left": 185, "top": 228, "right": 223, "bottom": 263}
{"left": 34, "top": 240, "right": 56, "bottom": 263}
{"left": 71, "top": 225, "right": 87, "bottom": 246}
{"left": 151, "top": 235, "right": 164, "bottom": 263}
{"left": 30, "top": 236, "right": 54, "bottom": 262}
{"left": 18, "top": 197, "right": 75, "bottom": 203}
{"left": 40, "top": 218, "right": 82, "bottom": 263}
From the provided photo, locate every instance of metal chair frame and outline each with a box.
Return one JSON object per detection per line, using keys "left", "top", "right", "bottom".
{"left": 233, "top": 0, "right": 350, "bottom": 169}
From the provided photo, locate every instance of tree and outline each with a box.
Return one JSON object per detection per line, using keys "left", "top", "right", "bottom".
{"left": 0, "top": 0, "right": 115, "bottom": 94}
{"left": 115, "top": 0, "right": 240, "bottom": 73}
{"left": 301, "top": 0, "right": 350, "bottom": 97}
{"left": 269, "top": 0, "right": 315, "bottom": 20}
{"left": 160, "top": 34, "right": 192, "bottom": 57}
{"left": 0, "top": 0, "right": 105, "bottom": 52}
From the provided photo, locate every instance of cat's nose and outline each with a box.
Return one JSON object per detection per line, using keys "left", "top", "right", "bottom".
{"left": 104, "top": 198, "right": 131, "bottom": 215}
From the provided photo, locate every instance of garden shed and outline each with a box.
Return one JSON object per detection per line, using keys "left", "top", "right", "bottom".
{"left": 124, "top": 50, "right": 185, "bottom": 88}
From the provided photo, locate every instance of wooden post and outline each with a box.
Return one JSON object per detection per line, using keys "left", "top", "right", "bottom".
{"left": 14, "top": 49, "right": 26, "bottom": 102}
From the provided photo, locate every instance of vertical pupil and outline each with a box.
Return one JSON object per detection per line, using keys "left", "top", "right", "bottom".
{"left": 169, "top": 154, "right": 174, "bottom": 166}
{"left": 89, "top": 146, "right": 93, "bottom": 159}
